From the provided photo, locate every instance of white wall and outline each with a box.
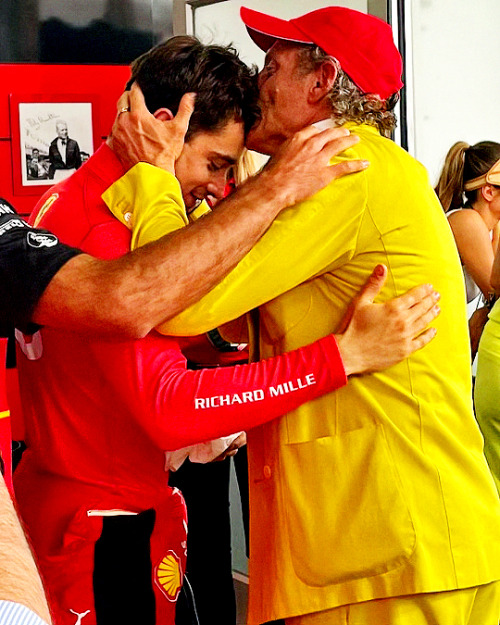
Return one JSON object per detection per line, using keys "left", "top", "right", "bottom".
{"left": 190, "top": 0, "right": 368, "bottom": 68}
{"left": 409, "top": 0, "right": 500, "bottom": 185}
{"left": 193, "top": 0, "right": 500, "bottom": 188}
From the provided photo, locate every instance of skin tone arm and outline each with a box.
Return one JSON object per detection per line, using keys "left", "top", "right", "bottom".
{"left": 33, "top": 89, "right": 368, "bottom": 338}
{"left": 109, "top": 85, "right": 440, "bottom": 369}
{"left": 220, "top": 264, "right": 439, "bottom": 458}
{"left": 448, "top": 208, "right": 499, "bottom": 358}
{"left": 0, "top": 477, "right": 52, "bottom": 624}
{"left": 35, "top": 87, "right": 440, "bottom": 371}
{"left": 447, "top": 207, "right": 496, "bottom": 298}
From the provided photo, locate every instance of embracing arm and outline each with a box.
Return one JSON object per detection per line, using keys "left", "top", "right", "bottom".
{"left": 32, "top": 87, "right": 366, "bottom": 338}
{"left": 34, "top": 144, "right": 358, "bottom": 340}
{"left": 112, "top": 266, "right": 438, "bottom": 450}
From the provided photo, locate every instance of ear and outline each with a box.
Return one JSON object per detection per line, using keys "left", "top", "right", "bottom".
{"left": 154, "top": 108, "right": 175, "bottom": 121}
{"left": 308, "top": 59, "right": 337, "bottom": 105}
{"left": 481, "top": 184, "right": 497, "bottom": 202}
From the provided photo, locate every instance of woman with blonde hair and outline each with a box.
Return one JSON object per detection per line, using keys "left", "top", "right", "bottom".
{"left": 435, "top": 140, "right": 500, "bottom": 356}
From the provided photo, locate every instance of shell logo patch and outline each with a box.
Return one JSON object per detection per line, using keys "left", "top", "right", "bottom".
{"left": 155, "top": 550, "right": 183, "bottom": 602}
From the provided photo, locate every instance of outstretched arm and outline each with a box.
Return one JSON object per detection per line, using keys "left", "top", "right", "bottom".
{"left": 92, "top": 264, "right": 439, "bottom": 451}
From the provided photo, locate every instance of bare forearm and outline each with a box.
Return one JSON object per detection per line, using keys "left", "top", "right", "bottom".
{"left": 0, "top": 479, "right": 51, "bottom": 623}
{"left": 35, "top": 127, "right": 367, "bottom": 337}
{"left": 34, "top": 169, "right": 284, "bottom": 338}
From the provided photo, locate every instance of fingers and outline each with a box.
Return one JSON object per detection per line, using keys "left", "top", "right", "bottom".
{"left": 396, "top": 285, "right": 440, "bottom": 326}
{"left": 356, "top": 264, "right": 388, "bottom": 304}
{"left": 292, "top": 126, "right": 358, "bottom": 157}
{"left": 174, "top": 92, "right": 196, "bottom": 137}
{"left": 409, "top": 290, "right": 441, "bottom": 323}
{"left": 382, "top": 285, "right": 440, "bottom": 341}
{"left": 128, "top": 82, "right": 148, "bottom": 114}
{"left": 411, "top": 327, "right": 438, "bottom": 352}
{"left": 329, "top": 159, "right": 370, "bottom": 180}
{"left": 322, "top": 132, "right": 360, "bottom": 158}
{"left": 295, "top": 128, "right": 369, "bottom": 179}
{"left": 407, "top": 300, "right": 440, "bottom": 336}
{"left": 116, "top": 90, "right": 130, "bottom": 113}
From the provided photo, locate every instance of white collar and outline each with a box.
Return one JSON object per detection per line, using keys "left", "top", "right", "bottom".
{"left": 313, "top": 118, "right": 335, "bottom": 131}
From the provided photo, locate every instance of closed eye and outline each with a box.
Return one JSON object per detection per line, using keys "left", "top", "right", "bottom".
{"left": 208, "top": 162, "right": 227, "bottom": 173}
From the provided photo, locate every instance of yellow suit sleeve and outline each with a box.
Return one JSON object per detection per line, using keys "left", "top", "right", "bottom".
{"left": 102, "top": 162, "right": 189, "bottom": 244}
{"left": 168, "top": 154, "right": 366, "bottom": 335}
{"left": 103, "top": 150, "right": 367, "bottom": 337}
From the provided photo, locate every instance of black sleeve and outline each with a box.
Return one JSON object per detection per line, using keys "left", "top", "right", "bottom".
{"left": 0, "top": 198, "right": 82, "bottom": 336}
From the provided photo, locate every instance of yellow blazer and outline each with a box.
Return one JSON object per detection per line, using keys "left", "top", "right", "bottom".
{"left": 104, "top": 125, "right": 500, "bottom": 624}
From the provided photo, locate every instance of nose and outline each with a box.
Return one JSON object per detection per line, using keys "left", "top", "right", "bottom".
{"left": 207, "top": 173, "right": 228, "bottom": 200}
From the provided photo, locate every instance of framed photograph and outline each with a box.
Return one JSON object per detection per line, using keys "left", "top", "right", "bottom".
{"left": 10, "top": 93, "right": 100, "bottom": 196}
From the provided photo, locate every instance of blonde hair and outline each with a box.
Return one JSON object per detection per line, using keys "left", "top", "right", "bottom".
{"left": 234, "top": 149, "right": 260, "bottom": 186}
{"left": 435, "top": 141, "right": 469, "bottom": 212}
{"left": 435, "top": 141, "right": 500, "bottom": 212}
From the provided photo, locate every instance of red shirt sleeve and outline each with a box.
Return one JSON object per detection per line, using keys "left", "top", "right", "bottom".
{"left": 118, "top": 333, "right": 347, "bottom": 450}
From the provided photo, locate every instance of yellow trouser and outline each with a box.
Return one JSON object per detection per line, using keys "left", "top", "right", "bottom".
{"left": 285, "top": 581, "right": 500, "bottom": 625}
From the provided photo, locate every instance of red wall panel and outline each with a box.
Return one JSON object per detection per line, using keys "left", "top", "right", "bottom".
{"left": 0, "top": 64, "right": 131, "bottom": 215}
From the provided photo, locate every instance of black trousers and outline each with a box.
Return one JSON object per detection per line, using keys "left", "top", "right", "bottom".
{"left": 93, "top": 510, "right": 156, "bottom": 624}
{"left": 169, "top": 448, "right": 249, "bottom": 625}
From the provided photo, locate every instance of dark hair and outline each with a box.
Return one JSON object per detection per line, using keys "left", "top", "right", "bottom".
{"left": 435, "top": 141, "right": 500, "bottom": 212}
{"left": 128, "top": 36, "right": 259, "bottom": 139}
{"left": 296, "top": 44, "right": 398, "bottom": 137}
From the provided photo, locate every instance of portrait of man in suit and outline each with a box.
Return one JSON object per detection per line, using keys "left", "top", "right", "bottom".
{"left": 26, "top": 148, "right": 49, "bottom": 180}
{"left": 48, "top": 119, "right": 82, "bottom": 180}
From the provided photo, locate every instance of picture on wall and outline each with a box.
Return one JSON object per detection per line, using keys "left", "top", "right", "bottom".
{"left": 10, "top": 93, "right": 100, "bottom": 196}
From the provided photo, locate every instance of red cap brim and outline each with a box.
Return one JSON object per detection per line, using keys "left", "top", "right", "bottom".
{"left": 240, "top": 6, "right": 313, "bottom": 52}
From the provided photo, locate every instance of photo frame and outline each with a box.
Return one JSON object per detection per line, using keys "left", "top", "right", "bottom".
{"left": 9, "top": 93, "right": 100, "bottom": 196}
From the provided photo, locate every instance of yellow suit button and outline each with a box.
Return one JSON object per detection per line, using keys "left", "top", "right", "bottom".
{"left": 263, "top": 465, "right": 272, "bottom": 479}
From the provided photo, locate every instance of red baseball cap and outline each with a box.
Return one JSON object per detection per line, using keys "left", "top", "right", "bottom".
{"left": 240, "top": 6, "right": 403, "bottom": 100}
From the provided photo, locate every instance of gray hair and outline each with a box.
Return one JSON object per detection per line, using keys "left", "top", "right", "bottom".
{"left": 296, "top": 45, "right": 398, "bottom": 138}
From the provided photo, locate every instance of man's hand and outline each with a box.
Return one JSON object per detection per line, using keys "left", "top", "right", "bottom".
{"left": 336, "top": 265, "right": 440, "bottom": 376}
{"left": 212, "top": 433, "right": 247, "bottom": 462}
{"left": 109, "top": 83, "right": 195, "bottom": 173}
{"left": 259, "top": 125, "right": 369, "bottom": 210}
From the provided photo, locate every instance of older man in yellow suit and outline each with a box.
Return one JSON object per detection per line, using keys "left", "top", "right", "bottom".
{"left": 103, "top": 6, "right": 500, "bottom": 625}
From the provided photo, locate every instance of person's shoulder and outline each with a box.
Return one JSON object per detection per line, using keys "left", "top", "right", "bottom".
{"left": 30, "top": 163, "right": 97, "bottom": 240}
{"left": 447, "top": 208, "right": 489, "bottom": 240}
{"left": 447, "top": 207, "right": 484, "bottom": 226}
